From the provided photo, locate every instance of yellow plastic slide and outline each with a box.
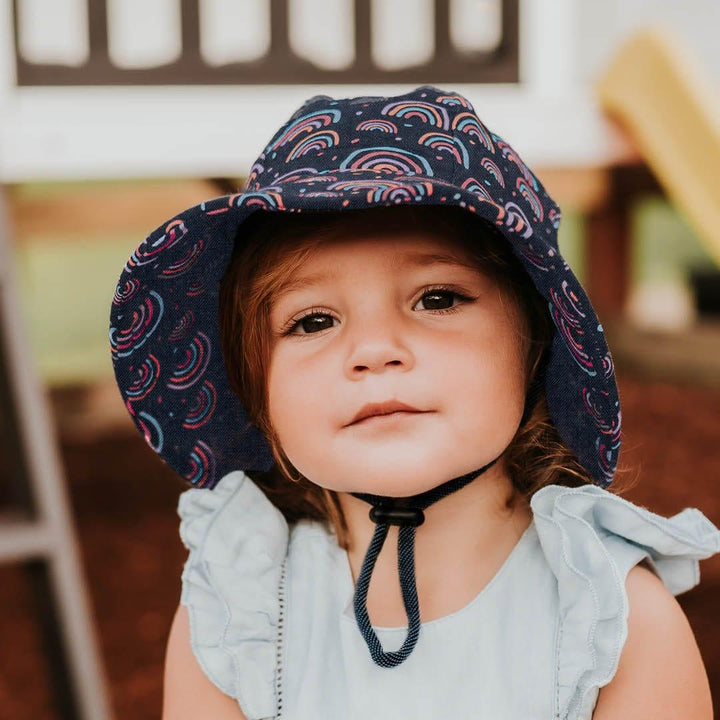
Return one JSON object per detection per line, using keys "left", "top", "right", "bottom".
{"left": 596, "top": 27, "right": 720, "bottom": 266}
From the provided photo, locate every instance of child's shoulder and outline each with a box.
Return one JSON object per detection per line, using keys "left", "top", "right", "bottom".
{"left": 591, "top": 563, "right": 713, "bottom": 719}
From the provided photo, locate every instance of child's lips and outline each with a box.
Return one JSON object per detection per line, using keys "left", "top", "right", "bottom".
{"left": 348, "top": 400, "right": 426, "bottom": 426}
{"left": 352, "top": 410, "right": 424, "bottom": 425}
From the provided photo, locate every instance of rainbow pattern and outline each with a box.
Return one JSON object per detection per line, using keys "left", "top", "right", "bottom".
{"left": 126, "top": 354, "right": 160, "bottom": 401}
{"left": 503, "top": 201, "right": 534, "bottom": 240}
{"left": 339, "top": 147, "right": 434, "bottom": 176}
{"left": 268, "top": 109, "right": 342, "bottom": 150}
{"left": 183, "top": 380, "right": 218, "bottom": 430}
{"left": 233, "top": 191, "right": 286, "bottom": 211}
{"left": 138, "top": 410, "right": 163, "bottom": 453}
{"left": 113, "top": 277, "right": 141, "bottom": 304}
{"left": 128, "top": 220, "right": 188, "bottom": 268}
{"left": 328, "top": 178, "right": 434, "bottom": 203}
{"left": 496, "top": 139, "right": 539, "bottom": 191}
{"left": 418, "top": 132, "right": 470, "bottom": 168}
{"left": 548, "top": 282, "right": 596, "bottom": 377}
{"left": 109, "top": 290, "right": 164, "bottom": 359}
{"left": 460, "top": 177, "right": 493, "bottom": 201}
{"left": 356, "top": 119, "right": 398, "bottom": 133}
{"left": 184, "top": 440, "right": 215, "bottom": 488}
{"left": 161, "top": 238, "right": 205, "bottom": 277}
{"left": 435, "top": 94, "right": 474, "bottom": 109}
{"left": 516, "top": 177, "right": 543, "bottom": 221}
{"left": 381, "top": 101, "right": 451, "bottom": 129}
{"left": 168, "top": 333, "right": 212, "bottom": 390}
{"left": 480, "top": 158, "right": 504, "bottom": 187}
{"left": 287, "top": 130, "right": 340, "bottom": 161}
{"left": 452, "top": 113, "right": 495, "bottom": 152}
{"left": 169, "top": 311, "right": 195, "bottom": 341}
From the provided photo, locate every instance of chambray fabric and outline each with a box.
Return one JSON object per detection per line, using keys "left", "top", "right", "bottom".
{"left": 178, "top": 471, "right": 720, "bottom": 720}
{"left": 109, "top": 85, "right": 620, "bottom": 491}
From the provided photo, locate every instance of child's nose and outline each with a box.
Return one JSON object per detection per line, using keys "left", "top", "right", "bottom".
{"left": 343, "top": 314, "right": 415, "bottom": 377}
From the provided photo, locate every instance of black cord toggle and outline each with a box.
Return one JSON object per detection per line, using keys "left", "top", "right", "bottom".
{"left": 369, "top": 505, "right": 425, "bottom": 527}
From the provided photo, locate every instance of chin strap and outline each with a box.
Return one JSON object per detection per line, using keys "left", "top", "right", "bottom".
{"left": 348, "top": 361, "right": 547, "bottom": 668}
{"left": 349, "top": 458, "right": 499, "bottom": 668}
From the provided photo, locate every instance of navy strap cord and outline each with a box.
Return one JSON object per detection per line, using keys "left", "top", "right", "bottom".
{"left": 350, "top": 460, "right": 499, "bottom": 667}
{"left": 349, "top": 362, "right": 547, "bottom": 668}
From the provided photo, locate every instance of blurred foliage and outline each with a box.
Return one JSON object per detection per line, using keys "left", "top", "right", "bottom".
{"left": 631, "top": 196, "right": 716, "bottom": 285}
{"left": 14, "top": 232, "right": 136, "bottom": 386}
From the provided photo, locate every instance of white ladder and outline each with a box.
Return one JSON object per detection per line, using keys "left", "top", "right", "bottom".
{"left": 0, "top": 186, "right": 114, "bottom": 720}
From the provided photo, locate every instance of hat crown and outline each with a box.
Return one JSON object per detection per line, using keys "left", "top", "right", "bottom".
{"left": 242, "top": 86, "right": 560, "bottom": 246}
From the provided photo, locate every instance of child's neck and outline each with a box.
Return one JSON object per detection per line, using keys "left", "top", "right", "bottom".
{"left": 338, "top": 464, "right": 533, "bottom": 627}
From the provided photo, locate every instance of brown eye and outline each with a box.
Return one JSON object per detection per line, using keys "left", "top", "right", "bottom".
{"left": 419, "top": 289, "right": 456, "bottom": 310}
{"left": 287, "top": 312, "right": 336, "bottom": 335}
{"left": 414, "top": 287, "right": 474, "bottom": 313}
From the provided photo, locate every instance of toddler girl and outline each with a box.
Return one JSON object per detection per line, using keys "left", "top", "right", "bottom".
{"left": 109, "top": 86, "right": 720, "bottom": 719}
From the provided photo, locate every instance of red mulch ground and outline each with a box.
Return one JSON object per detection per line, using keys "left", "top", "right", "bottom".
{"left": 1, "top": 371, "right": 719, "bottom": 719}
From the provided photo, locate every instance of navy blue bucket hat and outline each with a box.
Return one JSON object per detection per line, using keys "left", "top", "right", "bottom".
{"left": 109, "top": 85, "right": 621, "bottom": 490}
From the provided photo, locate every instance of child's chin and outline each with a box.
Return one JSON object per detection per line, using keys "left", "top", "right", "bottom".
{"left": 343, "top": 467, "right": 445, "bottom": 498}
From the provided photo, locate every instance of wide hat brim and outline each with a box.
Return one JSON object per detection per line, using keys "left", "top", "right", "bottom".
{"left": 109, "top": 167, "right": 620, "bottom": 489}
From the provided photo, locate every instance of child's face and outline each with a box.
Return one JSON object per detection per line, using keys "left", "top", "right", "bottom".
{"left": 266, "top": 229, "right": 528, "bottom": 496}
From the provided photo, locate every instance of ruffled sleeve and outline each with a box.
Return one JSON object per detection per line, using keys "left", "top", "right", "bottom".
{"left": 530, "top": 483, "right": 720, "bottom": 720}
{"left": 177, "top": 470, "right": 289, "bottom": 720}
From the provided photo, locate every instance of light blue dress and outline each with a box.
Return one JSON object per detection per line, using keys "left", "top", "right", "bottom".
{"left": 177, "top": 471, "right": 720, "bottom": 720}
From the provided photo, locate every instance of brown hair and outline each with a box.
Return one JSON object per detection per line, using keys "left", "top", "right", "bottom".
{"left": 218, "top": 205, "right": 632, "bottom": 549}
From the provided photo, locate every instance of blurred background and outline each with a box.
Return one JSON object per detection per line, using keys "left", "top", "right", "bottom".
{"left": 0, "top": 0, "right": 719, "bottom": 718}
